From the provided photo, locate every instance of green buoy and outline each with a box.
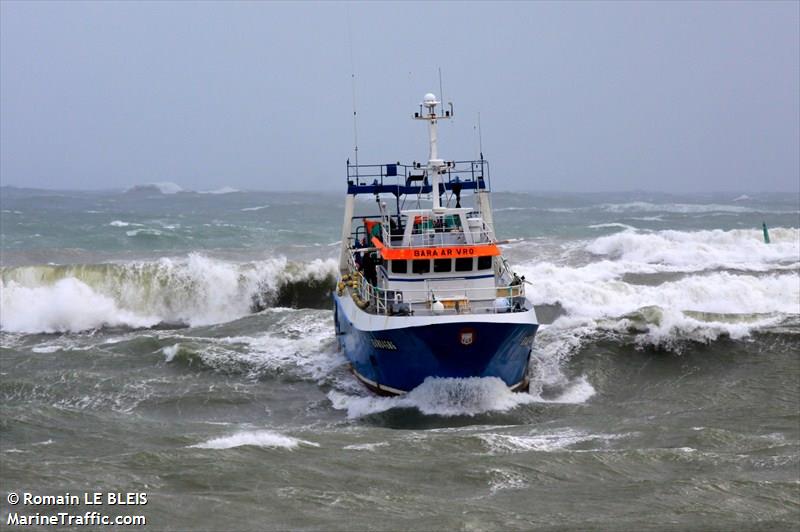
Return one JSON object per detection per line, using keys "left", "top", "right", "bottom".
{"left": 762, "top": 222, "right": 770, "bottom": 244}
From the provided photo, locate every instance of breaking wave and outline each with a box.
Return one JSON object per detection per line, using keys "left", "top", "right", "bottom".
{"left": 521, "top": 227, "right": 799, "bottom": 351}
{"left": 586, "top": 227, "right": 799, "bottom": 271}
{"left": 0, "top": 254, "right": 337, "bottom": 333}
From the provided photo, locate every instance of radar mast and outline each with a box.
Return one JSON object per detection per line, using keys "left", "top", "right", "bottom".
{"left": 413, "top": 93, "right": 454, "bottom": 210}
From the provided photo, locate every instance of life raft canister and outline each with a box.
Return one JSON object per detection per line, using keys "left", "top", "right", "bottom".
{"left": 364, "top": 220, "right": 382, "bottom": 242}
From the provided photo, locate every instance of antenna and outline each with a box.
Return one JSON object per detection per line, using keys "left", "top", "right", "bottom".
{"left": 347, "top": 14, "right": 359, "bottom": 175}
{"left": 477, "top": 112, "right": 483, "bottom": 160}
{"left": 351, "top": 72, "right": 359, "bottom": 170}
{"left": 438, "top": 67, "right": 444, "bottom": 109}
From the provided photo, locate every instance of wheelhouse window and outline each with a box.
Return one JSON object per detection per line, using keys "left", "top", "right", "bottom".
{"left": 477, "top": 256, "right": 493, "bottom": 270}
{"left": 391, "top": 260, "right": 408, "bottom": 274}
{"left": 433, "top": 259, "right": 452, "bottom": 273}
{"left": 455, "top": 258, "right": 473, "bottom": 272}
{"left": 412, "top": 259, "right": 430, "bottom": 274}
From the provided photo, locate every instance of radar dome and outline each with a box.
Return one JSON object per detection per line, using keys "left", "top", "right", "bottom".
{"left": 423, "top": 93, "right": 438, "bottom": 106}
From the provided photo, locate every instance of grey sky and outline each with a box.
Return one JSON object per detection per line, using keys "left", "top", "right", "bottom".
{"left": 1, "top": 1, "right": 797, "bottom": 192}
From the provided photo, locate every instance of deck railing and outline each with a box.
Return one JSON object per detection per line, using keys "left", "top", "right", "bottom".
{"left": 378, "top": 216, "right": 495, "bottom": 249}
{"left": 346, "top": 159, "right": 491, "bottom": 191}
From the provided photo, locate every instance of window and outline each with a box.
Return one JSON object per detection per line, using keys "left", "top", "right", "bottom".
{"left": 477, "top": 256, "right": 493, "bottom": 270}
{"left": 433, "top": 259, "right": 452, "bottom": 273}
{"left": 391, "top": 260, "right": 407, "bottom": 274}
{"left": 455, "top": 258, "right": 473, "bottom": 272}
{"left": 412, "top": 260, "right": 430, "bottom": 274}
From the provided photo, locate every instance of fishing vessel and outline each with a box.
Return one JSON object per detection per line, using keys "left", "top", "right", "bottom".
{"left": 333, "top": 93, "right": 539, "bottom": 395}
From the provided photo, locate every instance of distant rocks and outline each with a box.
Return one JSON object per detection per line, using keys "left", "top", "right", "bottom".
{"left": 123, "top": 182, "right": 185, "bottom": 196}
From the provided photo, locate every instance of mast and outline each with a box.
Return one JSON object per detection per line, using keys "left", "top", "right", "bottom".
{"left": 414, "top": 93, "right": 453, "bottom": 210}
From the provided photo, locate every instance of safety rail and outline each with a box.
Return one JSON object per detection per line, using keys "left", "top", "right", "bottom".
{"left": 343, "top": 249, "right": 526, "bottom": 316}
{"left": 346, "top": 159, "right": 491, "bottom": 192}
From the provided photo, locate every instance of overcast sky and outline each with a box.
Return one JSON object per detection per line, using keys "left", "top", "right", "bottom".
{"left": 1, "top": 1, "right": 798, "bottom": 192}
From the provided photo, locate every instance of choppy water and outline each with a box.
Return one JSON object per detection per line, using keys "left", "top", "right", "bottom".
{"left": 1, "top": 185, "right": 799, "bottom": 530}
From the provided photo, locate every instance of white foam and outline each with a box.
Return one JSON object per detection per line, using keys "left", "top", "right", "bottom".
{"left": 241, "top": 205, "right": 270, "bottom": 212}
{"left": 217, "top": 313, "right": 343, "bottom": 381}
{"left": 629, "top": 216, "right": 665, "bottom": 222}
{"left": 32, "top": 345, "right": 62, "bottom": 353}
{"left": 343, "top": 442, "right": 389, "bottom": 451}
{"left": 149, "top": 182, "right": 183, "bottom": 194}
{"left": 530, "top": 375, "right": 596, "bottom": 404}
{"left": 328, "top": 377, "right": 539, "bottom": 419}
{"left": 478, "top": 429, "right": 621, "bottom": 454}
{"left": 162, "top": 345, "right": 179, "bottom": 362}
{"left": 190, "top": 430, "right": 319, "bottom": 450}
{"left": 125, "top": 228, "right": 162, "bottom": 237}
{"left": 488, "top": 468, "right": 528, "bottom": 494}
{"left": 588, "top": 223, "right": 636, "bottom": 231}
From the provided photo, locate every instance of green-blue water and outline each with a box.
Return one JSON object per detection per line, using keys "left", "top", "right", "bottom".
{"left": 1, "top": 186, "right": 798, "bottom": 530}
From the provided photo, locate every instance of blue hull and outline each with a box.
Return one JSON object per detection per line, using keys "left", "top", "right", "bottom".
{"left": 333, "top": 297, "right": 538, "bottom": 395}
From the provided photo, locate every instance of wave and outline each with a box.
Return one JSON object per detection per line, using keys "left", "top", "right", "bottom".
{"left": 516, "top": 226, "right": 800, "bottom": 351}
{"left": 198, "top": 187, "right": 239, "bottom": 195}
{"left": 522, "top": 265, "right": 798, "bottom": 349}
{"left": 599, "top": 201, "right": 755, "bottom": 214}
{"left": 0, "top": 254, "right": 337, "bottom": 333}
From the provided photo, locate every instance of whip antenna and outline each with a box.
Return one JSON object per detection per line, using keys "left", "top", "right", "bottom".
{"left": 348, "top": 15, "right": 359, "bottom": 175}
{"left": 478, "top": 112, "right": 484, "bottom": 160}
{"left": 438, "top": 67, "right": 444, "bottom": 110}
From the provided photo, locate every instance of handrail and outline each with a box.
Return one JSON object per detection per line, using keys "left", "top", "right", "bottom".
{"left": 346, "top": 159, "right": 491, "bottom": 191}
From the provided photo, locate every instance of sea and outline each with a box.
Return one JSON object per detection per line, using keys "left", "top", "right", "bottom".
{"left": 1, "top": 183, "right": 798, "bottom": 531}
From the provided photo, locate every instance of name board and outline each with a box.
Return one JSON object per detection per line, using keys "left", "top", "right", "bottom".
{"left": 371, "top": 237, "right": 500, "bottom": 260}
{"left": 412, "top": 247, "right": 475, "bottom": 258}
